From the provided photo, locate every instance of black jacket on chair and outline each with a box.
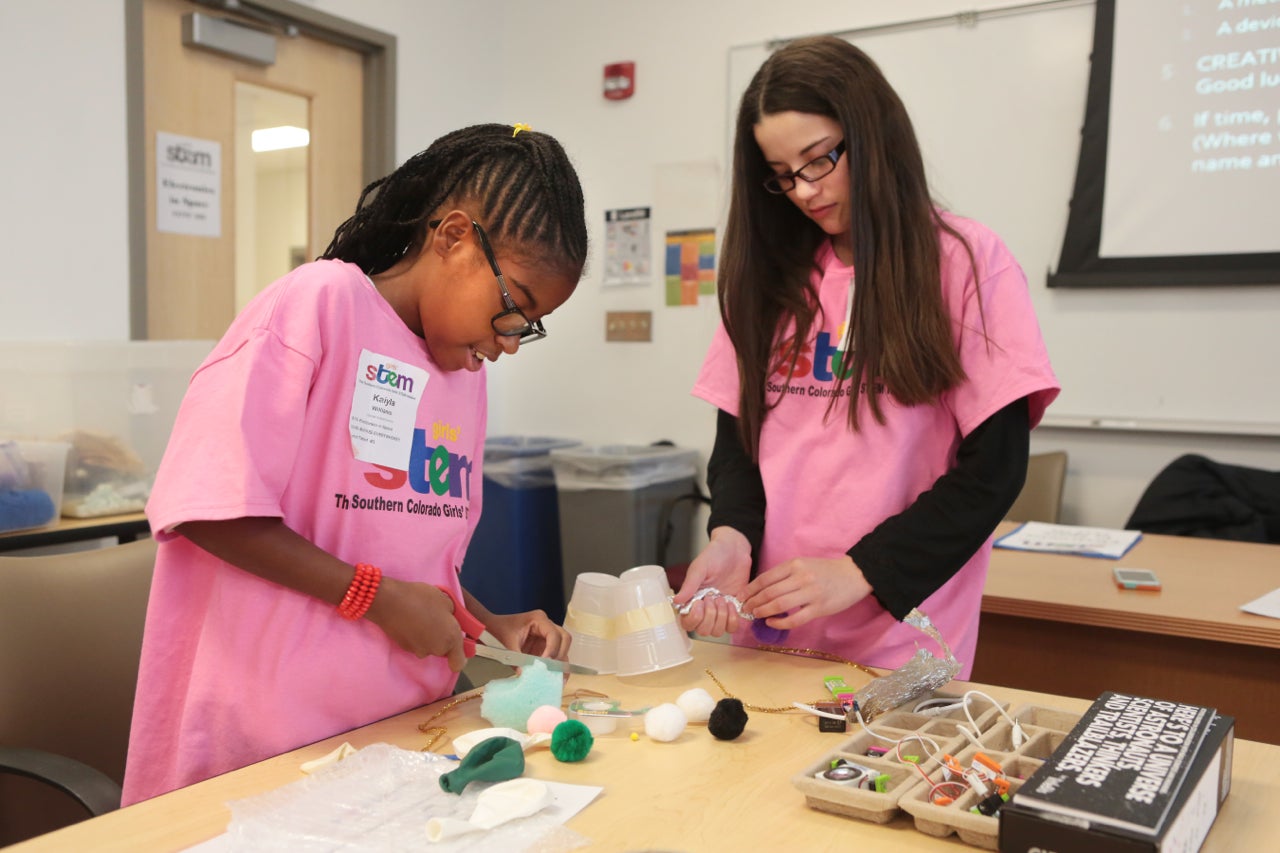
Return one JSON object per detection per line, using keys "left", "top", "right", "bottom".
{"left": 1125, "top": 454, "right": 1280, "bottom": 543}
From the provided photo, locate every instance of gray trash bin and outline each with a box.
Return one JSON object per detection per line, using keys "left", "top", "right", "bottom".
{"left": 550, "top": 444, "right": 700, "bottom": 600}
{"left": 459, "top": 436, "right": 579, "bottom": 623}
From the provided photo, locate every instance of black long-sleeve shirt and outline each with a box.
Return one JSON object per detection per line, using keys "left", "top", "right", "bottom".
{"left": 706, "top": 397, "right": 1030, "bottom": 619}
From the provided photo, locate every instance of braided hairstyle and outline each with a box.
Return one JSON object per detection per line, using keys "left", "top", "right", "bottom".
{"left": 322, "top": 124, "right": 588, "bottom": 281}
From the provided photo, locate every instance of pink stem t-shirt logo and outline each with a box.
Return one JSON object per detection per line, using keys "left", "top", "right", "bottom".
{"left": 772, "top": 331, "right": 857, "bottom": 382}
{"left": 363, "top": 427, "right": 474, "bottom": 500}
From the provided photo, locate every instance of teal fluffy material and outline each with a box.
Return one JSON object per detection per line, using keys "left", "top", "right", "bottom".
{"left": 550, "top": 719, "right": 593, "bottom": 763}
{"left": 479, "top": 659, "right": 564, "bottom": 731}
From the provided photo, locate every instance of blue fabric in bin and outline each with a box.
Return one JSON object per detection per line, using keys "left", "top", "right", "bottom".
{"left": 0, "top": 489, "right": 57, "bottom": 533}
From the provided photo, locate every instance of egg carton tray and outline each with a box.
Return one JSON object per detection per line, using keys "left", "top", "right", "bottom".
{"left": 789, "top": 691, "right": 1009, "bottom": 825}
{"left": 793, "top": 698, "right": 1082, "bottom": 848}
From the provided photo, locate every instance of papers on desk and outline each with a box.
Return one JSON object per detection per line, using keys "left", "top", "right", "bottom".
{"left": 995, "top": 521, "right": 1143, "bottom": 560}
{"left": 1240, "top": 587, "right": 1280, "bottom": 619}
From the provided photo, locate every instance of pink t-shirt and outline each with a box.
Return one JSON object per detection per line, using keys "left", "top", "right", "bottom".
{"left": 692, "top": 213, "right": 1059, "bottom": 678}
{"left": 122, "top": 260, "right": 486, "bottom": 804}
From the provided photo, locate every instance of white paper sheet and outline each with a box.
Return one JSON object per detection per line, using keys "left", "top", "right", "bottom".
{"left": 995, "top": 521, "right": 1143, "bottom": 559}
{"left": 1240, "top": 587, "right": 1280, "bottom": 620}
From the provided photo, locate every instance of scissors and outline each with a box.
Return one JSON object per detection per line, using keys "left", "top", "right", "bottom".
{"left": 437, "top": 586, "right": 597, "bottom": 675}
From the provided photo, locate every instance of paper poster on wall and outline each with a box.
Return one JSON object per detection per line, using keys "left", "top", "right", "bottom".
{"left": 156, "top": 131, "right": 222, "bottom": 238}
{"left": 603, "top": 206, "right": 651, "bottom": 286}
{"left": 664, "top": 229, "right": 716, "bottom": 306}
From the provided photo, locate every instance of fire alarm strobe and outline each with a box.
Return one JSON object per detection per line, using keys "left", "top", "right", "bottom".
{"left": 604, "top": 61, "right": 635, "bottom": 100}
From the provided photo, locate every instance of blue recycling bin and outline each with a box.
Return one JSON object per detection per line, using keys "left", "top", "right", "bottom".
{"left": 459, "top": 436, "right": 579, "bottom": 623}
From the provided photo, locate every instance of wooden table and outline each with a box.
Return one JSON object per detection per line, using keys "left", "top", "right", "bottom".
{"left": 11, "top": 640, "right": 1279, "bottom": 852}
{"left": 0, "top": 511, "right": 150, "bottom": 553}
{"left": 977, "top": 521, "right": 1280, "bottom": 744}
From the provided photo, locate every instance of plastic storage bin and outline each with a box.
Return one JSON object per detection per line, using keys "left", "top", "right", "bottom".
{"left": 459, "top": 436, "right": 580, "bottom": 623}
{"left": 550, "top": 443, "right": 699, "bottom": 600}
{"left": 0, "top": 340, "right": 214, "bottom": 517}
{"left": 0, "top": 440, "right": 70, "bottom": 533}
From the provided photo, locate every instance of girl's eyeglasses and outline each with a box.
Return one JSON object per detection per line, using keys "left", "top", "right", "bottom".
{"left": 762, "top": 140, "right": 846, "bottom": 194}
{"left": 427, "top": 219, "right": 547, "bottom": 343}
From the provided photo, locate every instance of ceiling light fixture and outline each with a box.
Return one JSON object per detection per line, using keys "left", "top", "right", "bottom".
{"left": 251, "top": 126, "right": 310, "bottom": 152}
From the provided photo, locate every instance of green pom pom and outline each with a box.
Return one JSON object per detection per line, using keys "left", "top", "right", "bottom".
{"left": 550, "top": 719, "right": 594, "bottom": 763}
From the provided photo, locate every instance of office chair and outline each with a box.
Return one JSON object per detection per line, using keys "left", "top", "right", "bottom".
{"left": 0, "top": 536, "right": 157, "bottom": 844}
{"left": 1005, "top": 451, "right": 1068, "bottom": 524}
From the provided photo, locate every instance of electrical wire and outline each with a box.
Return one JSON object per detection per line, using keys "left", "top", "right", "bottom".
{"left": 960, "top": 690, "right": 1025, "bottom": 748}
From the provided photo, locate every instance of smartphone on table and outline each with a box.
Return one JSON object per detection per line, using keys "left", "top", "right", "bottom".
{"left": 1113, "top": 567, "right": 1161, "bottom": 591}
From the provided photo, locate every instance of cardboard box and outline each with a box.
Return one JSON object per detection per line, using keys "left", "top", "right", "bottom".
{"left": 999, "top": 693, "right": 1234, "bottom": 852}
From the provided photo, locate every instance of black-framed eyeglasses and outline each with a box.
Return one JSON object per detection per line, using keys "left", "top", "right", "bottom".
{"left": 762, "top": 140, "right": 846, "bottom": 194}
{"left": 428, "top": 218, "right": 547, "bottom": 344}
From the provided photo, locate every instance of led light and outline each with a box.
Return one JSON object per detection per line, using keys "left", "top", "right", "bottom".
{"left": 251, "top": 125, "right": 310, "bottom": 152}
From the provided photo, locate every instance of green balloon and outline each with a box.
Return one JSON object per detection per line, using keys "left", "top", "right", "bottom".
{"left": 439, "top": 736, "right": 526, "bottom": 793}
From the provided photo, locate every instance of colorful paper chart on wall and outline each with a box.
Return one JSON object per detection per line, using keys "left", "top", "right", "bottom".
{"left": 603, "top": 207, "right": 652, "bottom": 286}
{"left": 664, "top": 228, "right": 716, "bottom": 306}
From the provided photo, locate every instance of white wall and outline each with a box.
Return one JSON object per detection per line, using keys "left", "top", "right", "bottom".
{"left": 470, "top": 0, "right": 1280, "bottom": 528}
{"left": 307, "top": 0, "right": 505, "bottom": 153}
{"left": 1038, "top": 427, "right": 1279, "bottom": 528}
{"left": 2, "top": 0, "right": 1276, "bottom": 529}
{"left": 0, "top": 0, "right": 499, "bottom": 341}
{"left": 0, "top": 1, "right": 130, "bottom": 340}
{"left": 476, "top": 1, "right": 1043, "bottom": 453}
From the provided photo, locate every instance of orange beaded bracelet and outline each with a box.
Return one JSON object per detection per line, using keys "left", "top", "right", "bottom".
{"left": 338, "top": 563, "right": 382, "bottom": 620}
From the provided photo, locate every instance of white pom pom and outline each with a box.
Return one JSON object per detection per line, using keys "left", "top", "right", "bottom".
{"left": 643, "top": 702, "right": 688, "bottom": 742}
{"left": 676, "top": 688, "right": 717, "bottom": 723}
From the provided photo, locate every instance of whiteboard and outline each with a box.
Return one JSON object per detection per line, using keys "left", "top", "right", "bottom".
{"left": 727, "top": 2, "right": 1280, "bottom": 435}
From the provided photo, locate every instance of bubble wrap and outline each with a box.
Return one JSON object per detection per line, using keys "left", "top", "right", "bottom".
{"left": 222, "top": 743, "right": 589, "bottom": 852}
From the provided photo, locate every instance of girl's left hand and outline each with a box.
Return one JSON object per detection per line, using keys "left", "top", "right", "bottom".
{"left": 483, "top": 610, "right": 572, "bottom": 662}
{"left": 741, "top": 556, "right": 874, "bottom": 630}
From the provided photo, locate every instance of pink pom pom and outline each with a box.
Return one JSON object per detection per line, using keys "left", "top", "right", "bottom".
{"left": 526, "top": 704, "right": 568, "bottom": 734}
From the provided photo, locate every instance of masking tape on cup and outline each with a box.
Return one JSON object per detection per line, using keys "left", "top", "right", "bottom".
{"left": 563, "top": 606, "right": 616, "bottom": 639}
{"left": 615, "top": 601, "right": 678, "bottom": 635}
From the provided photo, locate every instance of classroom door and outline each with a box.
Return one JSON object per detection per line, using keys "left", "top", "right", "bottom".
{"left": 141, "top": 0, "right": 365, "bottom": 340}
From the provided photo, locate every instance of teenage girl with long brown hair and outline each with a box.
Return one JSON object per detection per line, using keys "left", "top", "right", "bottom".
{"left": 674, "top": 37, "right": 1059, "bottom": 676}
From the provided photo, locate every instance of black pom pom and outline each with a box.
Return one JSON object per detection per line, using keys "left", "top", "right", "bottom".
{"left": 708, "top": 698, "right": 748, "bottom": 741}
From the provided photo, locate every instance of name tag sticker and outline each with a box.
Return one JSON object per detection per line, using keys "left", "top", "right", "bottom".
{"left": 349, "top": 348, "right": 428, "bottom": 471}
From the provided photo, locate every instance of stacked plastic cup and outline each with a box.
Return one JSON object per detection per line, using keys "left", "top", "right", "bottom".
{"left": 564, "top": 572, "right": 622, "bottom": 675}
{"left": 613, "top": 564, "right": 692, "bottom": 676}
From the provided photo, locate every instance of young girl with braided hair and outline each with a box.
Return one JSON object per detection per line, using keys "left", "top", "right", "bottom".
{"left": 123, "top": 123, "right": 588, "bottom": 804}
{"left": 673, "top": 37, "right": 1059, "bottom": 677}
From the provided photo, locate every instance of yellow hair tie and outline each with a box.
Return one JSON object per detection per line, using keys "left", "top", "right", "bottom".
{"left": 512, "top": 122, "right": 532, "bottom": 137}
